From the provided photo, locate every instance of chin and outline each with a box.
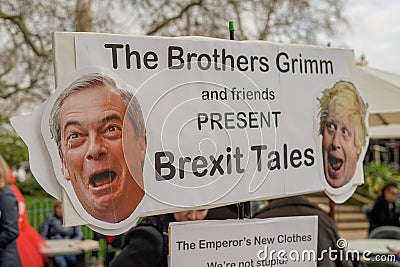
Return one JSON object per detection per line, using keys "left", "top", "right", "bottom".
{"left": 328, "top": 177, "right": 350, "bottom": 188}
{"left": 326, "top": 175, "right": 342, "bottom": 188}
{"left": 95, "top": 214, "right": 119, "bottom": 223}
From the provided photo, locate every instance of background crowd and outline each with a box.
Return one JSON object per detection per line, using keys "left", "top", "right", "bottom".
{"left": 2, "top": 147, "right": 400, "bottom": 267}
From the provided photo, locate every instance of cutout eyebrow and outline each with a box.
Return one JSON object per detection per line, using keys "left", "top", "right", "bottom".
{"left": 63, "top": 113, "right": 123, "bottom": 134}
{"left": 103, "top": 113, "right": 123, "bottom": 124}
{"left": 63, "top": 119, "right": 82, "bottom": 132}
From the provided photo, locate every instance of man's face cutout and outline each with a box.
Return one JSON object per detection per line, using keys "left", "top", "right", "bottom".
{"left": 59, "top": 85, "right": 145, "bottom": 223}
{"left": 322, "top": 103, "right": 360, "bottom": 188}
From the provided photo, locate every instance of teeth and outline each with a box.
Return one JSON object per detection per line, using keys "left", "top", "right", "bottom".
{"left": 91, "top": 171, "right": 116, "bottom": 187}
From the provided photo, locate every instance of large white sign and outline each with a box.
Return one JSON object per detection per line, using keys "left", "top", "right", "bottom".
{"left": 11, "top": 33, "right": 369, "bottom": 234}
{"left": 169, "top": 216, "right": 318, "bottom": 267}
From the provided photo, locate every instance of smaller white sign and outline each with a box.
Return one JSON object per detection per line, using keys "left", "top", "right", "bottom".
{"left": 169, "top": 216, "right": 318, "bottom": 267}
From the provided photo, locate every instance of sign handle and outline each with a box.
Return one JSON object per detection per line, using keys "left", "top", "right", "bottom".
{"left": 229, "top": 21, "right": 251, "bottom": 219}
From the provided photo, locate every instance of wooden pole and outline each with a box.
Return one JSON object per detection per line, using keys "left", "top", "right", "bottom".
{"left": 329, "top": 199, "right": 335, "bottom": 219}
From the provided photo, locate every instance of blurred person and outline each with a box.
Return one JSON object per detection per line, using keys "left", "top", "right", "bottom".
{"left": 318, "top": 81, "right": 367, "bottom": 188}
{"left": 103, "top": 235, "right": 123, "bottom": 266}
{"left": 205, "top": 204, "right": 239, "bottom": 220}
{"left": 0, "top": 154, "right": 48, "bottom": 267}
{"left": 0, "top": 155, "right": 21, "bottom": 267}
{"left": 89, "top": 231, "right": 123, "bottom": 267}
{"left": 89, "top": 231, "right": 104, "bottom": 267}
{"left": 255, "top": 196, "right": 352, "bottom": 267}
{"left": 39, "top": 200, "right": 83, "bottom": 267}
{"left": 49, "top": 73, "right": 146, "bottom": 223}
{"left": 387, "top": 247, "right": 400, "bottom": 262}
{"left": 110, "top": 209, "right": 209, "bottom": 267}
{"left": 369, "top": 183, "right": 400, "bottom": 233}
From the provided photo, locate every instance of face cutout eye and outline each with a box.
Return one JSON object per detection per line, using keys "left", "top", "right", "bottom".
{"left": 325, "top": 121, "right": 336, "bottom": 134}
{"left": 65, "top": 131, "right": 85, "bottom": 149}
{"left": 68, "top": 133, "right": 79, "bottom": 140}
{"left": 103, "top": 124, "right": 122, "bottom": 139}
{"left": 107, "top": 125, "right": 119, "bottom": 132}
{"left": 340, "top": 127, "right": 352, "bottom": 141}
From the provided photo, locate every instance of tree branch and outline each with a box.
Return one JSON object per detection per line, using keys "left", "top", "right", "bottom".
{"left": 146, "top": 0, "right": 203, "bottom": 35}
{"left": 258, "top": 0, "right": 278, "bottom": 40}
{"left": 228, "top": 0, "right": 248, "bottom": 40}
{"left": 0, "top": 10, "right": 51, "bottom": 56}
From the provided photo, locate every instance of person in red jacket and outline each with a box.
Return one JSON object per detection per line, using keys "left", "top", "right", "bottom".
{"left": 0, "top": 155, "right": 21, "bottom": 267}
{"left": 0, "top": 154, "right": 48, "bottom": 267}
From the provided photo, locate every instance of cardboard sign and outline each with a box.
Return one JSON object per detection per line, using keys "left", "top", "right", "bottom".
{"left": 11, "top": 33, "right": 369, "bottom": 234}
{"left": 169, "top": 216, "right": 318, "bottom": 267}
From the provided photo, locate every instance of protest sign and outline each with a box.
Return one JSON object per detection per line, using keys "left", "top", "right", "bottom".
{"left": 11, "top": 32, "right": 369, "bottom": 234}
{"left": 169, "top": 216, "right": 318, "bottom": 267}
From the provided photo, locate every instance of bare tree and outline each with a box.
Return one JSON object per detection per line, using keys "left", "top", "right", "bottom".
{"left": 0, "top": 0, "right": 348, "bottom": 169}
{"left": 0, "top": 0, "right": 346, "bottom": 115}
{"left": 0, "top": 2, "right": 54, "bottom": 115}
{"left": 129, "top": 0, "right": 347, "bottom": 43}
{"left": 76, "top": 0, "right": 92, "bottom": 32}
{"left": 0, "top": 1, "right": 115, "bottom": 115}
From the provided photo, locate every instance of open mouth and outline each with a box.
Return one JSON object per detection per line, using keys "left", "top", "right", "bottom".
{"left": 90, "top": 170, "right": 117, "bottom": 187}
{"left": 328, "top": 154, "right": 343, "bottom": 171}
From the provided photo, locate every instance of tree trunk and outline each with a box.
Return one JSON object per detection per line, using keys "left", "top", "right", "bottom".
{"left": 76, "top": 0, "right": 92, "bottom": 32}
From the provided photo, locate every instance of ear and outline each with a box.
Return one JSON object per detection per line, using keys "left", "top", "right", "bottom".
{"left": 138, "top": 130, "right": 147, "bottom": 163}
{"left": 59, "top": 151, "right": 71, "bottom": 180}
{"left": 357, "top": 144, "right": 362, "bottom": 157}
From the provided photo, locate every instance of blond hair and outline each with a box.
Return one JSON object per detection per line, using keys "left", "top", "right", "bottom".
{"left": 0, "top": 154, "right": 11, "bottom": 190}
{"left": 318, "top": 81, "right": 368, "bottom": 149}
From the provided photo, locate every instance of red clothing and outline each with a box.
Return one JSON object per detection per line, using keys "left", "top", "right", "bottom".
{"left": 9, "top": 171, "right": 48, "bottom": 267}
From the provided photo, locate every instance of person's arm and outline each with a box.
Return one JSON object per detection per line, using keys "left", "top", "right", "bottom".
{"left": 39, "top": 216, "right": 51, "bottom": 239}
{"left": 0, "top": 188, "right": 19, "bottom": 248}
{"left": 40, "top": 215, "right": 67, "bottom": 239}
{"left": 71, "top": 226, "right": 83, "bottom": 240}
{"left": 110, "top": 226, "right": 164, "bottom": 267}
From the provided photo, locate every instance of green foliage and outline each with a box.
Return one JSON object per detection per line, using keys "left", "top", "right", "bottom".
{"left": 15, "top": 178, "right": 51, "bottom": 197}
{"left": 25, "top": 197, "right": 54, "bottom": 230}
{"left": 0, "top": 115, "right": 29, "bottom": 169}
{"left": 362, "top": 162, "right": 400, "bottom": 199}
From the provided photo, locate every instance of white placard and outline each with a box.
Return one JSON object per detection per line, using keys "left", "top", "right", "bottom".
{"left": 170, "top": 216, "right": 318, "bottom": 267}
{"left": 11, "top": 33, "right": 369, "bottom": 234}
